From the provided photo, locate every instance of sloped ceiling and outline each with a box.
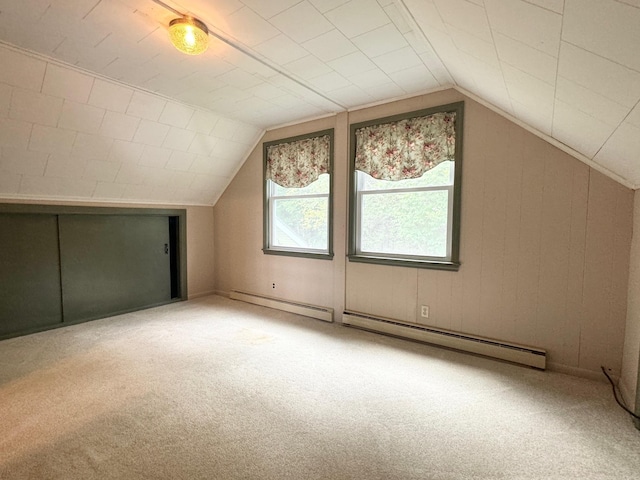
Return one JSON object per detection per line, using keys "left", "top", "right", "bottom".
{"left": 0, "top": 0, "right": 638, "bottom": 206}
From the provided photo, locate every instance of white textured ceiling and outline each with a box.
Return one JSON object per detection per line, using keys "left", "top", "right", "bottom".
{"left": 0, "top": 0, "right": 639, "bottom": 206}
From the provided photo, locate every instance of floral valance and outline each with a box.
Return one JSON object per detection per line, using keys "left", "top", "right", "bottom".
{"left": 266, "top": 135, "right": 330, "bottom": 188}
{"left": 355, "top": 112, "right": 456, "bottom": 181}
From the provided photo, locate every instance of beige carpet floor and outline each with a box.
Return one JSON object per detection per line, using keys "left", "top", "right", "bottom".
{"left": 1, "top": 294, "right": 639, "bottom": 479}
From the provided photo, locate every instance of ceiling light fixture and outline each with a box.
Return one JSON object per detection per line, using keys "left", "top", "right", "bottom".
{"left": 168, "top": 16, "right": 209, "bottom": 55}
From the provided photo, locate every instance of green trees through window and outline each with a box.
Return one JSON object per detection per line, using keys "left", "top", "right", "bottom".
{"left": 349, "top": 102, "right": 463, "bottom": 270}
{"left": 358, "top": 162, "right": 453, "bottom": 258}
{"left": 263, "top": 129, "right": 334, "bottom": 259}
{"left": 270, "top": 174, "right": 329, "bottom": 250}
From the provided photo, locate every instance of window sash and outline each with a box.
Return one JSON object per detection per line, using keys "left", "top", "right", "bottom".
{"left": 263, "top": 129, "right": 334, "bottom": 260}
{"left": 355, "top": 182, "right": 454, "bottom": 260}
{"left": 268, "top": 185, "right": 330, "bottom": 254}
{"left": 348, "top": 102, "right": 463, "bottom": 270}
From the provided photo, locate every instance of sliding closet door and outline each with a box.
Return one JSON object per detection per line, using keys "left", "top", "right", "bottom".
{"left": 58, "top": 215, "right": 172, "bottom": 323}
{"left": 0, "top": 214, "right": 62, "bottom": 337}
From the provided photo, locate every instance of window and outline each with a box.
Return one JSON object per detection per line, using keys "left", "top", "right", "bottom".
{"left": 263, "top": 130, "right": 333, "bottom": 259}
{"left": 348, "top": 103, "right": 463, "bottom": 270}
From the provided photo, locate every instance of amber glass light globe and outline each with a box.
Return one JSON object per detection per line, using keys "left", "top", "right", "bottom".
{"left": 169, "top": 17, "right": 209, "bottom": 55}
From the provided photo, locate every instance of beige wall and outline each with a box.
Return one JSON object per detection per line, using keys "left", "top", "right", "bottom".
{"left": 185, "top": 205, "right": 216, "bottom": 298}
{"left": 214, "top": 114, "right": 345, "bottom": 311}
{"left": 621, "top": 191, "right": 640, "bottom": 409}
{"left": 0, "top": 199, "right": 215, "bottom": 299}
{"left": 214, "top": 89, "right": 634, "bottom": 376}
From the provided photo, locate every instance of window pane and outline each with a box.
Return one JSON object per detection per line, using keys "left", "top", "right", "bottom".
{"left": 272, "top": 174, "right": 329, "bottom": 197}
{"left": 360, "top": 190, "right": 449, "bottom": 257}
{"left": 273, "top": 196, "right": 328, "bottom": 250}
{"left": 359, "top": 161, "right": 453, "bottom": 191}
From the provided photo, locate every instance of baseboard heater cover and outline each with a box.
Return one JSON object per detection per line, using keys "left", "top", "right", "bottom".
{"left": 342, "top": 311, "right": 546, "bottom": 369}
{"left": 230, "top": 290, "right": 333, "bottom": 323}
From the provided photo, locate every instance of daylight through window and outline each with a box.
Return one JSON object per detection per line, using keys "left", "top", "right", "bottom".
{"left": 263, "top": 130, "right": 333, "bottom": 259}
{"left": 349, "top": 103, "right": 463, "bottom": 270}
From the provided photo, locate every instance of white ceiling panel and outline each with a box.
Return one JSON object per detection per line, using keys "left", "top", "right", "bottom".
{"left": 511, "top": 99, "right": 553, "bottom": 136}
{"left": 594, "top": 122, "right": 640, "bottom": 186}
{"left": 253, "top": 35, "right": 308, "bottom": 65}
{"left": 222, "top": 7, "right": 280, "bottom": 46}
{"left": 563, "top": 0, "right": 640, "bottom": 72}
{"left": 270, "top": 2, "right": 334, "bottom": 43}
{"left": 352, "top": 23, "right": 408, "bottom": 58}
{"left": 309, "top": 0, "right": 350, "bottom": 14}
{"left": 555, "top": 77, "right": 629, "bottom": 128}
{"left": 558, "top": 42, "right": 640, "bottom": 108}
{"left": 526, "top": 0, "right": 564, "bottom": 14}
{"left": 302, "top": 29, "right": 358, "bottom": 62}
{"left": 627, "top": 103, "right": 640, "bottom": 128}
{"left": 433, "top": 0, "right": 493, "bottom": 43}
{"left": 494, "top": 33, "right": 557, "bottom": 85}
{"left": 484, "top": 0, "right": 562, "bottom": 57}
{"left": 553, "top": 101, "right": 617, "bottom": 158}
{"left": 42, "top": 64, "right": 95, "bottom": 103}
{"left": 324, "top": 0, "right": 391, "bottom": 38}
{"left": 402, "top": 0, "right": 446, "bottom": 34}
{"left": 328, "top": 51, "right": 377, "bottom": 78}
{"left": 283, "top": 54, "right": 333, "bottom": 80}
{"left": 447, "top": 25, "right": 500, "bottom": 69}
{"left": 0, "top": 0, "right": 638, "bottom": 206}
{"left": 240, "top": 0, "right": 300, "bottom": 19}
{"left": 373, "top": 46, "right": 423, "bottom": 76}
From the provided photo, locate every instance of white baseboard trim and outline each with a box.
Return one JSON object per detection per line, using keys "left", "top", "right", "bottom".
{"left": 343, "top": 311, "right": 546, "bottom": 369}
{"left": 230, "top": 290, "right": 333, "bottom": 323}
{"left": 546, "top": 362, "right": 608, "bottom": 382}
{"left": 215, "top": 289, "right": 231, "bottom": 298}
{"left": 188, "top": 290, "right": 217, "bottom": 300}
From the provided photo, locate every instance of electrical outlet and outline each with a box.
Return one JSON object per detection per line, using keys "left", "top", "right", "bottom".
{"left": 421, "top": 305, "right": 429, "bottom": 318}
{"left": 272, "top": 283, "right": 276, "bottom": 289}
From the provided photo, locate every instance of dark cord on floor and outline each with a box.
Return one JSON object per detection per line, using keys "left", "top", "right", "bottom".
{"left": 601, "top": 366, "right": 640, "bottom": 420}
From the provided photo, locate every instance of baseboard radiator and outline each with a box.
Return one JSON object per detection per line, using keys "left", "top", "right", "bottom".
{"left": 230, "top": 290, "right": 333, "bottom": 323}
{"left": 342, "top": 311, "right": 546, "bottom": 369}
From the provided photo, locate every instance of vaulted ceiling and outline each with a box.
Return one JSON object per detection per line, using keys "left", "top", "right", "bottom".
{"left": 0, "top": 0, "right": 638, "bottom": 205}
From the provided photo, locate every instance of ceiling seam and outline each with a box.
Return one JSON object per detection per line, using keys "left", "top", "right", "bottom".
{"left": 561, "top": 39, "right": 640, "bottom": 75}
{"left": 395, "top": 0, "right": 455, "bottom": 86}
{"left": 454, "top": 85, "right": 635, "bottom": 190}
{"left": 428, "top": 1, "right": 480, "bottom": 93}
{"left": 149, "top": 0, "right": 347, "bottom": 112}
{"left": 150, "top": 0, "right": 182, "bottom": 17}
{"left": 0, "top": 40, "right": 259, "bottom": 129}
{"left": 613, "top": 0, "right": 640, "bottom": 10}
{"left": 550, "top": 4, "right": 566, "bottom": 138}
{"left": 520, "top": 0, "right": 563, "bottom": 15}
{"left": 83, "top": 0, "right": 104, "bottom": 20}
{"left": 480, "top": 1, "right": 515, "bottom": 115}
{"left": 591, "top": 96, "right": 640, "bottom": 161}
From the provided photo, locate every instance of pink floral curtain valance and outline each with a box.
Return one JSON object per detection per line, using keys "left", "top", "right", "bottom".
{"left": 266, "top": 135, "right": 330, "bottom": 188}
{"left": 355, "top": 112, "right": 456, "bottom": 181}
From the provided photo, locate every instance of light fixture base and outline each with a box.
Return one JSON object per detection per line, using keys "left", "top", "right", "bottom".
{"left": 168, "top": 16, "right": 209, "bottom": 55}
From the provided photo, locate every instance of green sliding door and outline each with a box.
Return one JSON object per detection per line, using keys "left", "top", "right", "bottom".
{"left": 0, "top": 214, "right": 63, "bottom": 337}
{"left": 58, "top": 215, "right": 172, "bottom": 323}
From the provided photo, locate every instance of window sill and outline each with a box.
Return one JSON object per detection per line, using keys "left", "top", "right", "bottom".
{"left": 347, "top": 254, "right": 460, "bottom": 271}
{"left": 263, "top": 248, "right": 334, "bottom": 260}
